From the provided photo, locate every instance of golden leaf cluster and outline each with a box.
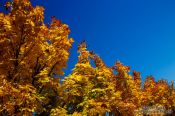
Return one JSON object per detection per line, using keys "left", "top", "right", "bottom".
{"left": 0, "top": 0, "right": 174, "bottom": 116}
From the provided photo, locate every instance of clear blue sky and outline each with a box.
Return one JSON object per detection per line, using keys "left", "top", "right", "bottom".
{"left": 1, "top": 0, "right": 175, "bottom": 82}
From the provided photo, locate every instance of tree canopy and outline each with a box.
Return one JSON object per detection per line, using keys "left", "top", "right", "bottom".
{"left": 0, "top": 0, "right": 174, "bottom": 115}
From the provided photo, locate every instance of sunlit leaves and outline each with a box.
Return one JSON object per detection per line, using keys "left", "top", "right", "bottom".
{"left": 0, "top": 0, "right": 73, "bottom": 115}
{"left": 0, "top": 0, "right": 175, "bottom": 115}
{"left": 61, "top": 42, "right": 175, "bottom": 115}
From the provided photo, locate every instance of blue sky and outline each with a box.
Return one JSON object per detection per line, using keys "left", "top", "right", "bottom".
{"left": 1, "top": 0, "right": 175, "bottom": 82}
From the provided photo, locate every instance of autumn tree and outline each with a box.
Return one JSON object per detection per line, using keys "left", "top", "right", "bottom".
{"left": 53, "top": 41, "right": 175, "bottom": 116}
{"left": 51, "top": 42, "right": 123, "bottom": 116}
{"left": 141, "top": 76, "right": 175, "bottom": 115}
{"left": 0, "top": 0, "right": 73, "bottom": 115}
{"left": 0, "top": 0, "right": 175, "bottom": 116}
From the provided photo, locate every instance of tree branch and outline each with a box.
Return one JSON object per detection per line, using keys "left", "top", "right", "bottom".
{"left": 48, "top": 62, "right": 58, "bottom": 77}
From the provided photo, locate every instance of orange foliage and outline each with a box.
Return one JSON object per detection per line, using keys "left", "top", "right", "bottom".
{"left": 0, "top": 0, "right": 73, "bottom": 115}
{"left": 0, "top": 0, "right": 174, "bottom": 116}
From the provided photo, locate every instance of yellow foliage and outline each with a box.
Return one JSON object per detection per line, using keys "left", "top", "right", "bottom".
{"left": 0, "top": 0, "right": 73, "bottom": 115}
{"left": 0, "top": 0, "right": 174, "bottom": 116}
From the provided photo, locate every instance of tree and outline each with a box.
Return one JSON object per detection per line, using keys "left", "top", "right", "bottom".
{"left": 0, "top": 0, "right": 175, "bottom": 116}
{"left": 142, "top": 77, "right": 175, "bottom": 115}
{"left": 51, "top": 41, "right": 122, "bottom": 116}
{"left": 0, "top": 0, "right": 73, "bottom": 115}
